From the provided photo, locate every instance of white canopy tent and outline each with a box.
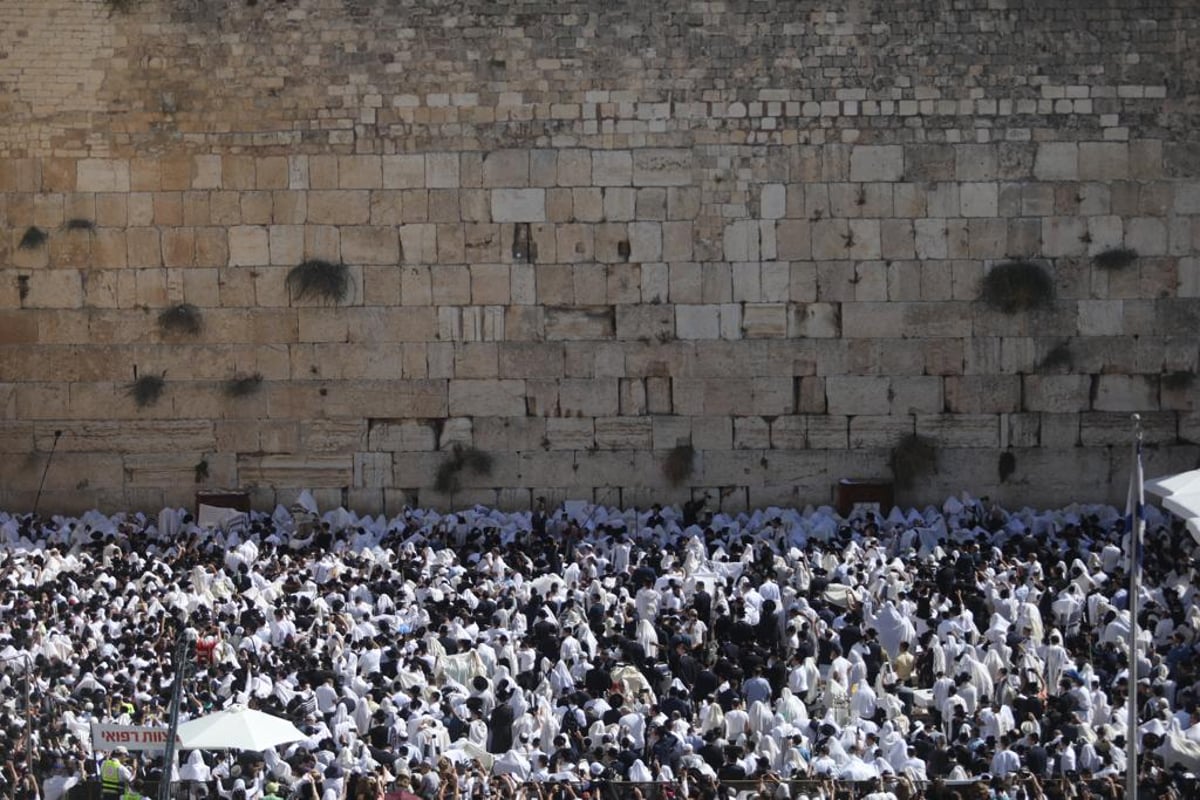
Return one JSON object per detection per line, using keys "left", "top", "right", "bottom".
{"left": 1145, "top": 468, "right": 1200, "bottom": 544}
{"left": 176, "top": 706, "right": 306, "bottom": 751}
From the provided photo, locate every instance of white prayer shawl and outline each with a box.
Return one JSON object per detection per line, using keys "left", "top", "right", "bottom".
{"left": 611, "top": 665, "right": 656, "bottom": 706}
{"left": 871, "top": 602, "right": 915, "bottom": 660}
{"left": 699, "top": 701, "right": 724, "bottom": 735}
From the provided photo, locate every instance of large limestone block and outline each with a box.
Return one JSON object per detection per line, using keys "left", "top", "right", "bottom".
{"left": 307, "top": 191, "right": 370, "bottom": 224}
{"left": 37, "top": 420, "right": 215, "bottom": 452}
{"left": 850, "top": 415, "right": 913, "bottom": 448}
{"left": 228, "top": 226, "right": 270, "bottom": 266}
{"left": 482, "top": 150, "right": 530, "bottom": 187}
{"left": 616, "top": 305, "right": 674, "bottom": 341}
{"left": 1033, "top": 142, "right": 1078, "bottom": 180}
{"left": 545, "top": 307, "right": 615, "bottom": 340}
{"left": 1091, "top": 374, "right": 1158, "bottom": 412}
{"left": 559, "top": 379, "right": 619, "bottom": 416}
{"left": 916, "top": 414, "right": 999, "bottom": 447}
{"left": 592, "top": 151, "right": 633, "bottom": 186}
{"left": 1021, "top": 375, "right": 1090, "bottom": 412}
{"left": 675, "top": 305, "right": 721, "bottom": 340}
{"left": 889, "top": 376, "right": 944, "bottom": 414}
{"left": 595, "top": 417, "right": 653, "bottom": 449}
{"left": 545, "top": 418, "right": 594, "bottom": 450}
{"left": 491, "top": 188, "right": 546, "bottom": 222}
{"left": 826, "top": 376, "right": 890, "bottom": 415}
{"left": 840, "top": 302, "right": 901, "bottom": 338}
{"left": 632, "top": 148, "right": 692, "bottom": 186}
{"left": 340, "top": 227, "right": 400, "bottom": 265}
{"left": 945, "top": 376, "right": 1022, "bottom": 413}
{"left": 498, "top": 343, "right": 565, "bottom": 378}
{"left": 448, "top": 379, "right": 526, "bottom": 416}
{"left": 849, "top": 146, "right": 903, "bottom": 182}
{"left": 367, "top": 420, "right": 438, "bottom": 452}
{"left": 741, "top": 304, "right": 787, "bottom": 338}
{"left": 959, "top": 183, "right": 998, "bottom": 217}
{"left": 237, "top": 455, "right": 353, "bottom": 487}
{"left": 789, "top": 303, "right": 841, "bottom": 338}
{"left": 77, "top": 159, "right": 130, "bottom": 192}
{"left": 1078, "top": 142, "right": 1130, "bottom": 181}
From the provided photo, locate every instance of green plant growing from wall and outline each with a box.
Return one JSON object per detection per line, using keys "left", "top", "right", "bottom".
{"left": 890, "top": 433, "right": 937, "bottom": 491}
{"left": 979, "top": 260, "right": 1054, "bottom": 314}
{"left": 1163, "top": 371, "right": 1196, "bottom": 392}
{"left": 18, "top": 227, "right": 47, "bottom": 250}
{"left": 194, "top": 459, "right": 210, "bottom": 483}
{"left": 157, "top": 303, "right": 203, "bottom": 336}
{"left": 1092, "top": 247, "right": 1138, "bottom": 271}
{"left": 64, "top": 218, "right": 95, "bottom": 232}
{"left": 433, "top": 444, "right": 494, "bottom": 494}
{"left": 662, "top": 444, "right": 695, "bottom": 487}
{"left": 998, "top": 450, "right": 1017, "bottom": 483}
{"left": 225, "top": 373, "right": 264, "bottom": 398}
{"left": 286, "top": 259, "right": 351, "bottom": 304}
{"left": 127, "top": 373, "right": 166, "bottom": 409}
{"left": 1038, "top": 340, "right": 1073, "bottom": 372}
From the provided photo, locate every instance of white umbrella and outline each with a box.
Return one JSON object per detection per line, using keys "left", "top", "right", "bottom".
{"left": 1145, "top": 469, "right": 1200, "bottom": 544}
{"left": 176, "top": 706, "right": 306, "bottom": 751}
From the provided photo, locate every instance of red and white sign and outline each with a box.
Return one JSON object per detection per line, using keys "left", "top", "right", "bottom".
{"left": 90, "top": 722, "right": 182, "bottom": 752}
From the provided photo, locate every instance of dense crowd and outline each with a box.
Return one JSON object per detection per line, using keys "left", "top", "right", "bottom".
{"left": 1, "top": 490, "right": 1200, "bottom": 800}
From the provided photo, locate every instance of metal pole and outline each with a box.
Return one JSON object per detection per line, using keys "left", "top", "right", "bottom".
{"left": 159, "top": 629, "right": 195, "bottom": 800}
{"left": 1125, "top": 415, "right": 1143, "bottom": 800}
{"left": 24, "top": 655, "right": 32, "bottom": 771}
{"left": 33, "top": 429, "right": 63, "bottom": 517}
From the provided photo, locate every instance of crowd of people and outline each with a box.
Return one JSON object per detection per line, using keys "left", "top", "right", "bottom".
{"left": 1, "top": 490, "right": 1199, "bottom": 800}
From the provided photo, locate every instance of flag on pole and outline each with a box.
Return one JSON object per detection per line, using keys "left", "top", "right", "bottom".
{"left": 1124, "top": 433, "right": 1145, "bottom": 800}
{"left": 1125, "top": 438, "right": 1145, "bottom": 571}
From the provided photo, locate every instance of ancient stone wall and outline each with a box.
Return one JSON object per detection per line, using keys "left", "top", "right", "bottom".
{"left": 1, "top": 0, "right": 1199, "bottom": 514}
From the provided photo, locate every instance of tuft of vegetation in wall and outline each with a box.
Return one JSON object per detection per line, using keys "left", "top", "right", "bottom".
{"left": 224, "top": 373, "right": 264, "bottom": 398}
{"left": 1163, "top": 371, "right": 1196, "bottom": 392}
{"left": 1092, "top": 247, "right": 1138, "bottom": 271}
{"left": 64, "top": 218, "right": 95, "bottom": 232}
{"left": 979, "top": 260, "right": 1054, "bottom": 314}
{"left": 433, "top": 444, "right": 494, "bottom": 494}
{"left": 890, "top": 433, "right": 937, "bottom": 491}
{"left": 286, "top": 259, "right": 351, "bottom": 304}
{"left": 157, "top": 303, "right": 203, "bottom": 336}
{"left": 194, "top": 459, "right": 210, "bottom": 484}
{"left": 1038, "top": 340, "right": 1073, "bottom": 372}
{"left": 662, "top": 443, "right": 696, "bottom": 487}
{"left": 998, "top": 450, "right": 1017, "bottom": 483}
{"left": 126, "top": 373, "right": 166, "bottom": 409}
{"left": 18, "top": 226, "right": 47, "bottom": 250}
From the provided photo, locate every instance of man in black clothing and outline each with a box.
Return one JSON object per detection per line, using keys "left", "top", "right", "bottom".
{"left": 692, "top": 581, "right": 713, "bottom": 626}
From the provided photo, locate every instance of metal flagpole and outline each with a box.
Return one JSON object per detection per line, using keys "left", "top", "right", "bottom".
{"left": 159, "top": 628, "right": 196, "bottom": 800}
{"left": 1125, "top": 414, "right": 1144, "bottom": 800}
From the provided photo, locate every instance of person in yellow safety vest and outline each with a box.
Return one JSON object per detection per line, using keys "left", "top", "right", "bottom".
{"left": 100, "top": 746, "right": 136, "bottom": 800}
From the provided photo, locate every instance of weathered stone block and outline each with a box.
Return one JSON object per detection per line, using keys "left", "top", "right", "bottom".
{"left": 826, "top": 376, "right": 890, "bottom": 415}
{"left": 849, "top": 146, "right": 903, "bottom": 182}
{"left": 675, "top": 305, "right": 720, "bottom": 340}
{"left": 448, "top": 379, "right": 526, "bottom": 416}
{"left": 545, "top": 307, "right": 615, "bottom": 340}
{"left": 632, "top": 148, "right": 691, "bottom": 186}
{"left": 1091, "top": 374, "right": 1157, "bottom": 412}
{"left": 595, "top": 417, "right": 653, "bottom": 449}
{"left": 491, "top": 188, "right": 545, "bottom": 222}
{"left": 482, "top": 150, "right": 530, "bottom": 187}
{"left": 728, "top": 298, "right": 779, "bottom": 336}
{"left": 1034, "top": 142, "right": 1078, "bottom": 180}
{"left": 559, "top": 378, "right": 619, "bottom": 416}
{"left": 592, "top": 151, "right": 633, "bottom": 186}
